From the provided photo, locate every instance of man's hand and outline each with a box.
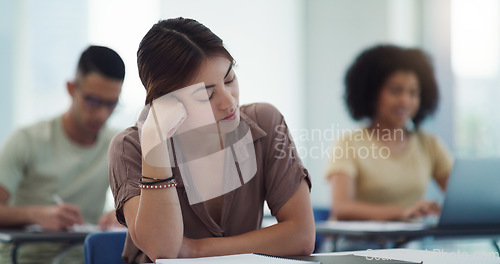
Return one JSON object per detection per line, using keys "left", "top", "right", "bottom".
{"left": 30, "top": 204, "right": 84, "bottom": 231}
{"left": 98, "top": 210, "right": 122, "bottom": 231}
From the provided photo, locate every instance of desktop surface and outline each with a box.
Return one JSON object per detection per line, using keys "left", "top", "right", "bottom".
{"left": 0, "top": 228, "right": 89, "bottom": 243}
{"left": 291, "top": 254, "right": 418, "bottom": 264}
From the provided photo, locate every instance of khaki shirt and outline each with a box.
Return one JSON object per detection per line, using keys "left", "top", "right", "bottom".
{"left": 108, "top": 103, "right": 311, "bottom": 263}
{"left": 0, "top": 116, "right": 114, "bottom": 223}
{"left": 0, "top": 116, "right": 116, "bottom": 263}
{"left": 326, "top": 129, "right": 453, "bottom": 208}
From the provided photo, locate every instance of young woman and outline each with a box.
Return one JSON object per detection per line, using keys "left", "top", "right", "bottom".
{"left": 326, "top": 45, "right": 453, "bottom": 222}
{"left": 108, "top": 18, "right": 315, "bottom": 263}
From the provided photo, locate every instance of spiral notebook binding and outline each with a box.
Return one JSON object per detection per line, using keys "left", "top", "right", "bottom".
{"left": 252, "top": 253, "right": 320, "bottom": 263}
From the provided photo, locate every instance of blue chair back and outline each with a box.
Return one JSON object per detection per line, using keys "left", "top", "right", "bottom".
{"left": 313, "top": 208, "right": 330, "bottom": 253}
{"left": 313, "top": 208, "right": 330, "bottom": 222}
{"left": 84, "top": 232, "right": 127, "bottom": 264}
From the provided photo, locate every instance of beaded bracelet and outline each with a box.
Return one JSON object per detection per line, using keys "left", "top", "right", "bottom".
{"left": 141, "top": 175, "right": 176, "bottom": 181}
{"left": 139, "top": 175, "right": 176, "bottom": 185}
{"left": 139, "top": 182, "right": 178, "bottom": 189}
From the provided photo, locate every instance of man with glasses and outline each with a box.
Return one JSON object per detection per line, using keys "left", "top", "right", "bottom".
{"left": 0, "top": 45, "right": 125, "bottom": 263}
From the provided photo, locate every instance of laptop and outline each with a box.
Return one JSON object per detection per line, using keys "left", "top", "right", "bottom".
{"left": 436, "top": 158, "right": 500, "bottom": 229}
{"left": 315, "top": 158, "right": 500, "bottom": 234}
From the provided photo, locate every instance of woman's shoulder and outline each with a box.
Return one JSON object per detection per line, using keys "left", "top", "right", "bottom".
{"left": 413, "top": 130, "right": 445, "bottom": 151}
{"left": 414, "top": 130, "right": 439, "bottom": 143}
{"left": 240, "top": 103, "right": 284, "bottom": 132}
{"left": 109, "top": 126, "right": 140, "bottom": 153}
{"left": 240, "top": 103, "right": 282, "bottom": 121}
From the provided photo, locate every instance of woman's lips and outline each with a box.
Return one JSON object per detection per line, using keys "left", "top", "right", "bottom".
{"left": 221, "top": 109, "right": 237, "bottom": 121}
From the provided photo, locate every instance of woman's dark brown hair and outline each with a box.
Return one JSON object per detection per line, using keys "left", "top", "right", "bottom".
{"left": 138, "top": 17, "right": 234, "bottom": 105}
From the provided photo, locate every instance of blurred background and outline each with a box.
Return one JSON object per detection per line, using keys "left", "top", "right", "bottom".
{"left": 1, "top": 0, "right": 499, "bottom": 212}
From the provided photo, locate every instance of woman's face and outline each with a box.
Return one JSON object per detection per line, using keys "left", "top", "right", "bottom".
{"left": 170, "top": 56, "right": 240, "bottom": 135}
{"left": 375, "top": 70, "right": 420, "bottom": 129}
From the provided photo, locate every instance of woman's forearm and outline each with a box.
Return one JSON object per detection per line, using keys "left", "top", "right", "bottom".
{"left": 183, "top": 181, "right": 315, "bottom": 258}
{"left": 333, "top": 201, "right": 404, "bottom": 221}
{"left": 131, "top": 187, "right": 184, "bottom": 260}
{"left": 330, "top": 173, "right": 404, "bottom": 221}
{"left": 189, "top": 217, "right": 315, "bottom": 258}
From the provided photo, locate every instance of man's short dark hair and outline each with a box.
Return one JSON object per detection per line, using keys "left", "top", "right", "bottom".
{"left": 77, "top": 45, "right": 125, "bottom": 81}
{"left": 344, "top": 44, "right": 439, "bottom": 128}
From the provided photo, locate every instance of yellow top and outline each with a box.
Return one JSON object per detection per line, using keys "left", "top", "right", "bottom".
{"left": 326, "top": 129, "right": 453, "bottom": 207}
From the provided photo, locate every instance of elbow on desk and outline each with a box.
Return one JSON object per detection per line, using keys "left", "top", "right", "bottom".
{"left": 293, "top": 222, "right": 316, "bottom": 256}
{"left": 139, "top": 238, "right": 181, "bottom": 261}
{"left": 297, "top": 236, "right": 315, "bottom": 256}
{"left": 130, "top": 226, "right": 182, "bottom": 261}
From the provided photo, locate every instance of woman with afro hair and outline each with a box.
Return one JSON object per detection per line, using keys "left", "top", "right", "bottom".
{"left": 326, "top": 45, "right": 453, "bottom": 222}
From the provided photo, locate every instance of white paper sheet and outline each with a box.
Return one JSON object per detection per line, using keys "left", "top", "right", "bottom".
{"left": 156, "top": 253, "right": 319, "bottom": 264}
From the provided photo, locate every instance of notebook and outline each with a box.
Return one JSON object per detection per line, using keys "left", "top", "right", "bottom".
{"left": 156, "top": 253, "right": 319, "bottom": 263}
{"left": 156, "top": 253, "right": 421, "bottom": 264}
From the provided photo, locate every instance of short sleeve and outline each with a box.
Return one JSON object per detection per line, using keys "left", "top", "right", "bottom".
{"left": 325, "top": 136, "right": 358, "bottom": 180}
{"left": 108, "top": 128, "right": 142, "bottom": 226}
{"left": 250, "top": 103, "right": 311, "bottom": 216}
{"left": 0, "top": 130, "right": 31, "bottom": 194}
{"left": 429, "top": 135, "right": 453, "bottom": 180}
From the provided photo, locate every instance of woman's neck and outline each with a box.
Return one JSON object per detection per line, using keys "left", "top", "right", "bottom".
{"left": 368, "top": 119, "right": 408, "bottom": 141}
{"left": 368, "top": 120, "right": 411, "bottom": 154}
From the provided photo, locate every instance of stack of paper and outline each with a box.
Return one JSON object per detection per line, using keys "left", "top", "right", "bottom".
{"left": 156, "top": 253, "right": 319, "bottom": 264}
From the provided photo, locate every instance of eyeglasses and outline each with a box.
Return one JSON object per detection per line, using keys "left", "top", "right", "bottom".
{"left": 77, "top": 89, "right": 118, "bottom": 110}
{"left": 82, "top": 95, "right": 118, "bottom": 110}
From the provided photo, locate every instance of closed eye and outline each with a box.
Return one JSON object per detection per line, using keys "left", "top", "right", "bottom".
{"left": 225, "top": 74, "right": 236, "bottom": 84}
{"left": 198, "top": 89, "right": 214, "bottom": 102}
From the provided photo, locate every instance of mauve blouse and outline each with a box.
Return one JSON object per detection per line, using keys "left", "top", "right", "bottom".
{"left": 108, "top": 103, "right": 311, "bottom": 263}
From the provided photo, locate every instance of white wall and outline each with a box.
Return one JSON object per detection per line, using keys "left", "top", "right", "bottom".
{"left": 0, "top": 0, "right": 16, "bottom": 143}
{"left": 87, "top": 0, "right": 162, "bottom": 129}
{"left": 0, "top": 0, "right": 89, "bottom": 144}
{"left": 12, "top": 0, "right": 89, "bottom": 128}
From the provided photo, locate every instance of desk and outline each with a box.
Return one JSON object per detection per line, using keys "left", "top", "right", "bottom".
{"left": 293, "top": 249, "right": 500, "bottom": 264}
{"left": 0, "top": 229, "right": 89, "bottom": 264}
{"left": 315, "top": 221, "right": 500, "bottom": 252}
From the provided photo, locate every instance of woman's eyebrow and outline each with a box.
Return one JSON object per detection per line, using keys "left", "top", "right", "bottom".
{"left": 192, "top": 85, "right": 214, "bottom": 95}
{"left": 192, "top": 64, "right": 234, "bottom": 94}
{"left": 224, "top": 64, "right": 233, "bottom": 79}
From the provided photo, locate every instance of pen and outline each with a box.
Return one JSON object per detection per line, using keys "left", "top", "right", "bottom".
{"left": 52, "top": 194, "right": 64, "bottom": 205}
{"left": 52, "top": 194, "right": 85, "bottom": 228}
